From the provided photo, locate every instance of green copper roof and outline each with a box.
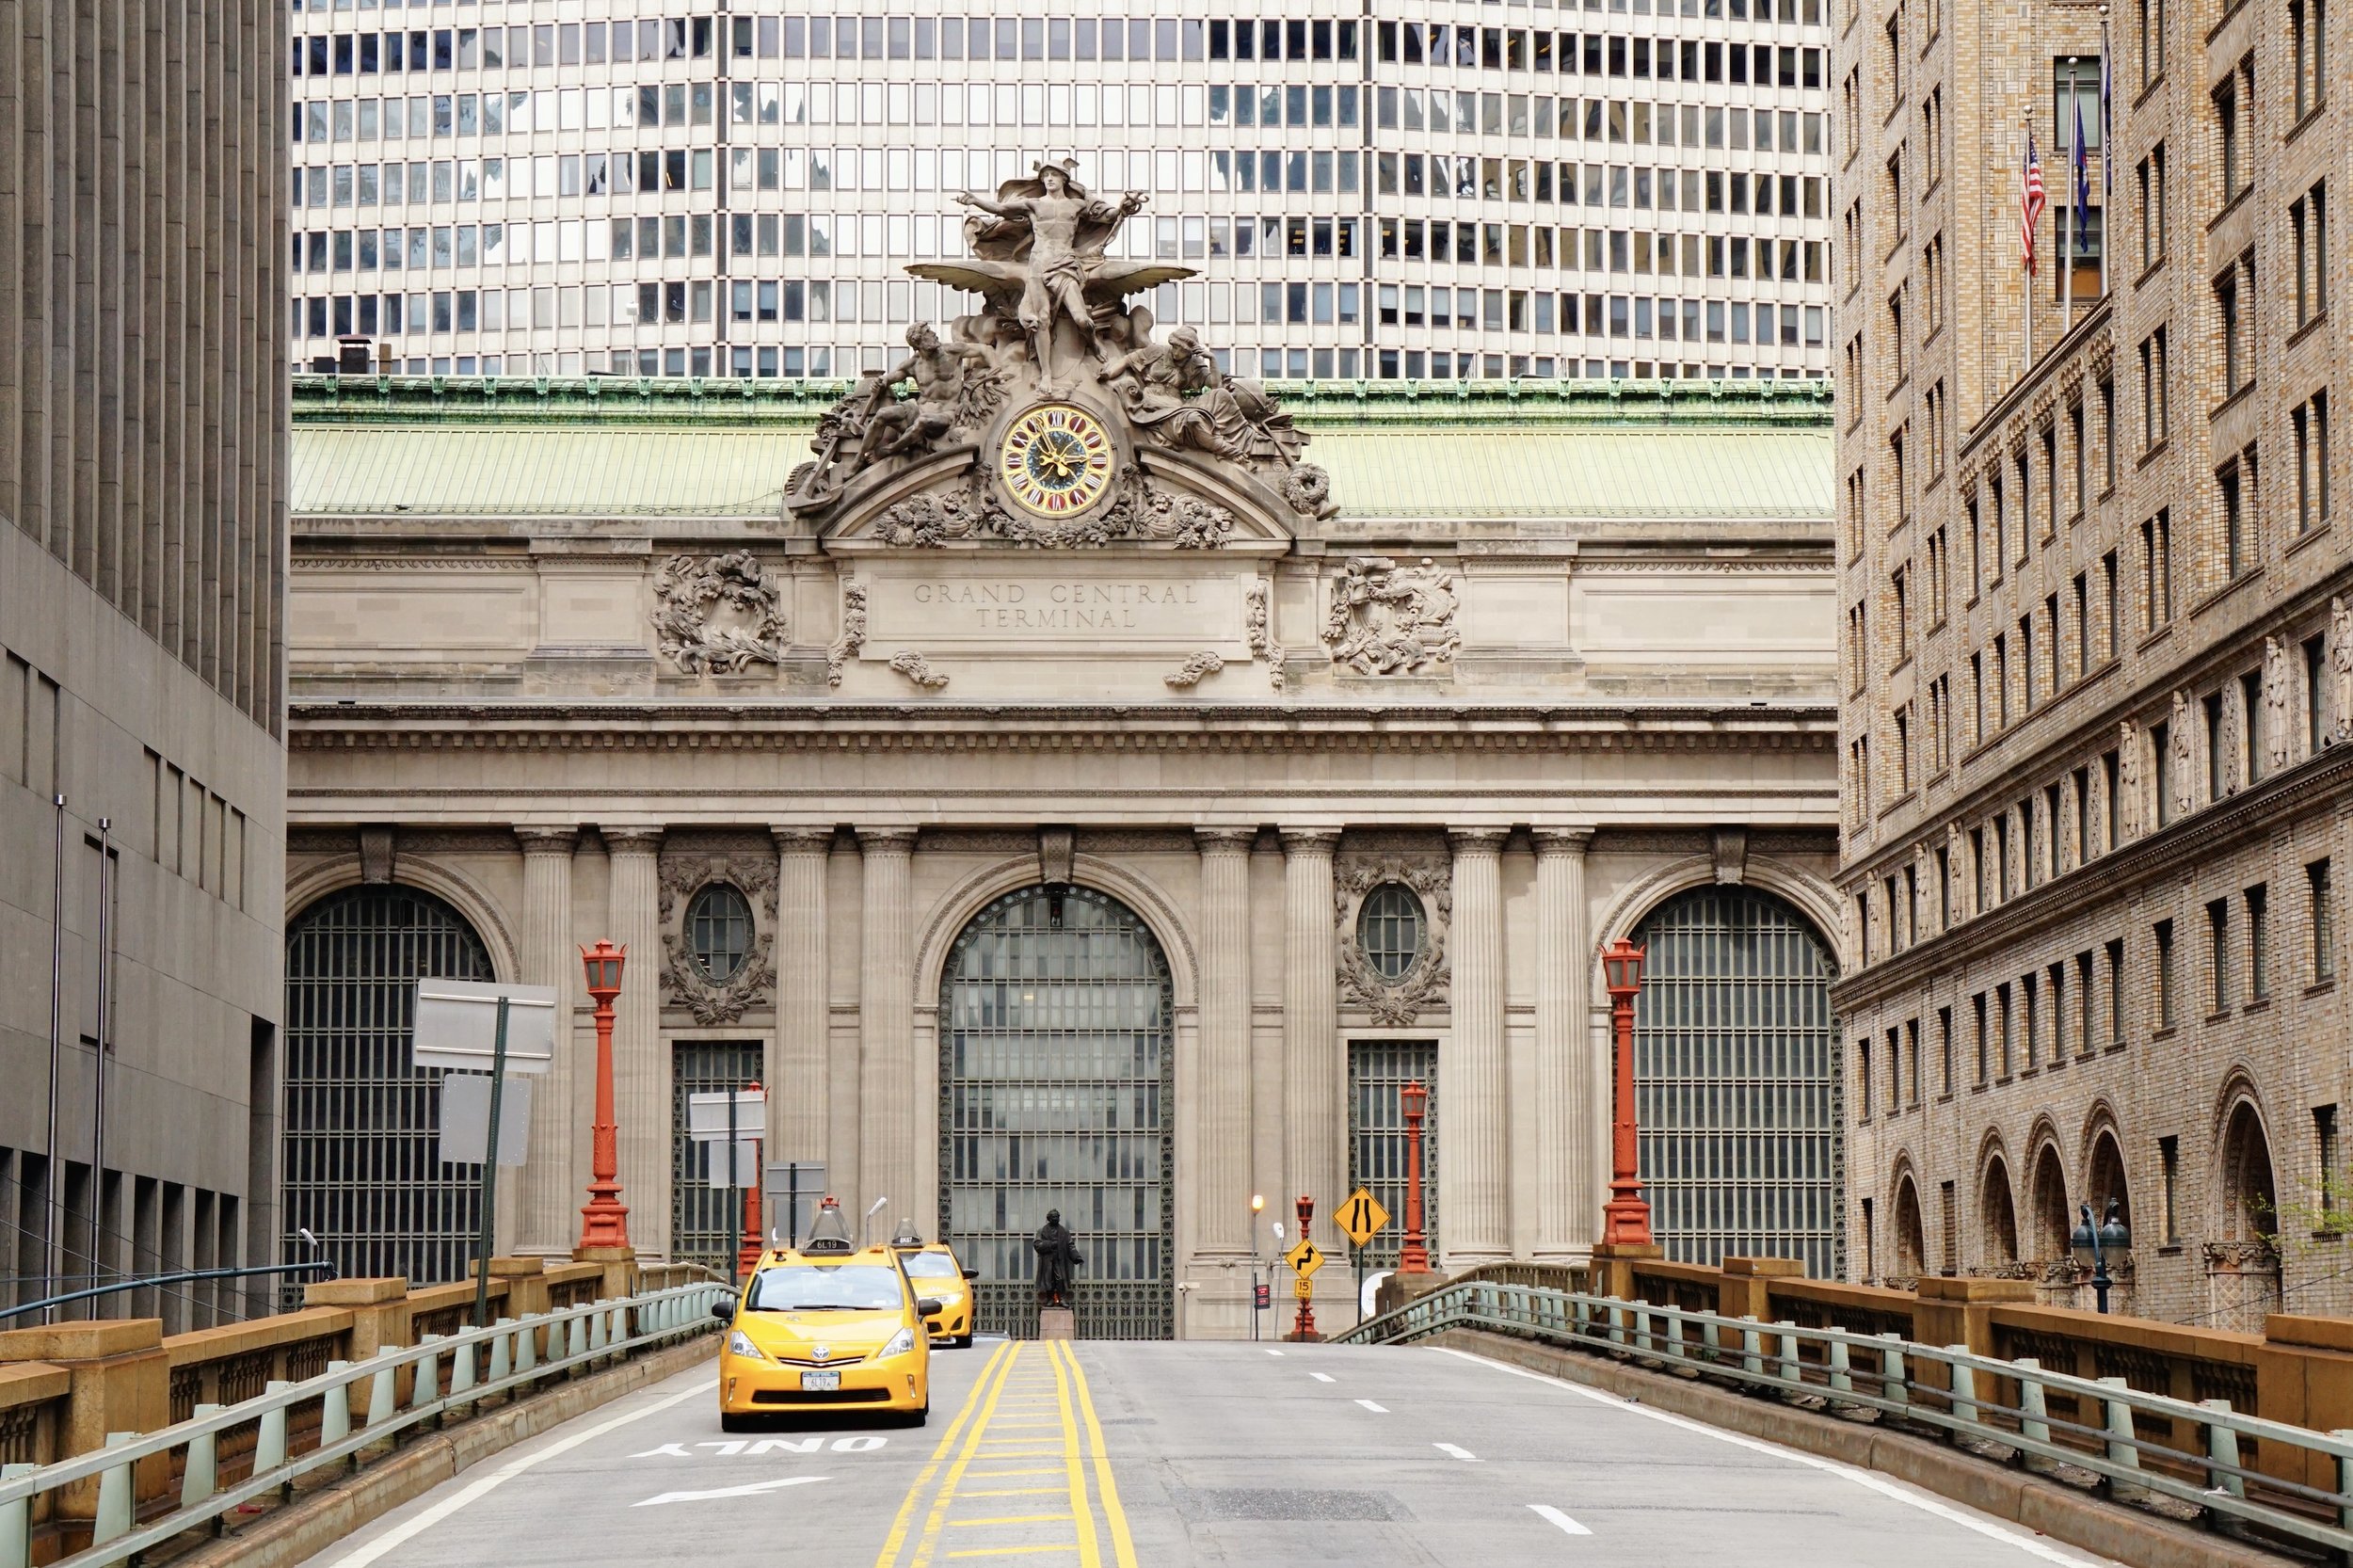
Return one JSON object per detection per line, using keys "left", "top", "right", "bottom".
{"left": 289, "top": 375, "right": 1832, "bottom": 522}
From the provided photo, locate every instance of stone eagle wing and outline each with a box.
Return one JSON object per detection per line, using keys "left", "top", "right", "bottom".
{"left": 1082, "top": 262, "right": 1199, "bottom": 302}
{"left": 905, "top": 259, "right": 1025, "bottom": 300}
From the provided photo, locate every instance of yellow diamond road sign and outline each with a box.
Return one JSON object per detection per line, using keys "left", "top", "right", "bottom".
{"left": 1284, "top": 1238, "right": 1324, "bottom": 1278}
{"left": 1336, "top": 1188, "right": 1390, "bottom": 1248}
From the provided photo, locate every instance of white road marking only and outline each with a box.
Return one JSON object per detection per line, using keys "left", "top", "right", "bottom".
{"left": 323, "top": 1376, "right": 712, "bottom": 1568}
{"left": 1433, "top": 1348, "right": 2110, "bottom": 1565}
{"left": 1434, "top": 1443, "right": 1481, "bottom": 1462}
{"left": 633, "top": 1476, "right": 828, "bottom": 1508}
{"left": 1529, "top": 1504, "right": 1592, "bottom": 1536}
{"left": 1308, "top": 1372, "right": 1336, "bottom": 1384}
{"left": 1354, "top": 1399, "right": 1388, "bottom": 1413}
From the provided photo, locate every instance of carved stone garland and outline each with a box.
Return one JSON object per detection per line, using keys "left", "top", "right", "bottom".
{"left": 1333, "top": 856, "right": 1452, "bottom": 1025}
{"left": 873, "top": 461, "right": 1234, "bottom": 552}
{"left": 650, "top": 551, "right": 788, "bottom": 675}
{"left": 1245, "top": 578, "right": 1286, "bottom": 692}
{"left": 826, "top": 579, "right": 868, "bottom": 687}
{"left": 1323, "top": 556, "right": 1461, "bottom": 676}
{"left": 657, "top": 853, "right": 779, "bottom": 1025}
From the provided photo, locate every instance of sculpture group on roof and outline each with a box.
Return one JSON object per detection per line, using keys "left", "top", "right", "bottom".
{"left": 788, "top": 160, "right": 1325, "bottom": 516}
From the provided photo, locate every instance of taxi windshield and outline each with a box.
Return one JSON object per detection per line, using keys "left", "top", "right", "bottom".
{"left": 901, "top": 1253, "right": 960, "bottom": 1278}
{"left": 745, "top": 1265, "right": 905, "bottom": 1312}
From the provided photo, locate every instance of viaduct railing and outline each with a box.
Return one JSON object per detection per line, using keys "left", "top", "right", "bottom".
{"left": 1340, "top": 1273, "right": 2352, "bottom": 1561}
{"left": 0, "top": 1259, "right": 724, "bottom": 1567}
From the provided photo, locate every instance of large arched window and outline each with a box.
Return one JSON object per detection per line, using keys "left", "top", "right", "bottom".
{"left": 283, "top": 885, "right": 494, "bottom": 1285}
{"left": 938, "top": 884, "right": 1174, "bottom": 1339}
{"left": 1631, "top": 885, "right": 1842, "bottom": 1277}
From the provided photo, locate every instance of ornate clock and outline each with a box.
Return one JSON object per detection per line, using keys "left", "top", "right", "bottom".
{"left": 996, "top": 403, "right": 1115, "bottom": 517}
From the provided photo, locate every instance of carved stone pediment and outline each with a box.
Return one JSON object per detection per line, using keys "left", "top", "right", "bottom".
{"left": 656, "top": 850, "right": 778, "bottom": 1024}
{"left": 1334, "top": 852, "right": 1452, "bottom": 1024}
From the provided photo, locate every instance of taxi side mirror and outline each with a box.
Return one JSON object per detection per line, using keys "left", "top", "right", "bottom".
{"left": 915, "top": 1297, "right": 944, "bottom": 1317}
{"left": 711, "top": 1301, "right": 734, "bottom": 1321}
{"left": 963, "top": 1269, "right": 980, "bottom": 1281}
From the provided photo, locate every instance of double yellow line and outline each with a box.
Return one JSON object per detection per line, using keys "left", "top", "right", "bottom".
{"left": 872, "top": 1341, "right": 1136, "bottom": 1568}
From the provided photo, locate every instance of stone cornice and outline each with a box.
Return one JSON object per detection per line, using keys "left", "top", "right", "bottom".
{"left": 1831, "top": 740, "right": 2353, "bottom": 1013}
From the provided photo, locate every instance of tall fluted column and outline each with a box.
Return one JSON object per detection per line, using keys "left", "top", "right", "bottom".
{"left": 602, "top": 829, "right": 666, "bottom": 1256}
{"left": 1194, "top": 830, "right": 1257, "bottom": 1261}
{"left": 1533, "top": 829, "right": 1593, "bottom": 1261}
{"left": 773, "top": 829, "right": 834, "bottom": 1175}
{"left": 856, "top": 828, "right": 918, "bottom": 1231}
{"left": 1279, "top": 829, "right": 1341, "bottom": 1238}
{"left": 1446, "top": 828, "right": 1510, "bottom": 1266}
{"left": 516, "top": 827, "right": 579, "bottom": 1253}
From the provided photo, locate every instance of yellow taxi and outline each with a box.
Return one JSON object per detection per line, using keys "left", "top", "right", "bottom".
{"left": 889, "top": 1224, "right": 979, "bottom": 1349}
{"left": 713, "top": 1203, "right": 938, "bottom": 1431}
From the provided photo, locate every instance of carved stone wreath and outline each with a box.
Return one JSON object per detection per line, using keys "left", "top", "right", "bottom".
{"left": 873, "top": 462, "right": 1234, "bottom": 551}
{"left": 1333, "top": 856, "right": 1452, "bottom": 1024}
{"left": 650, "top": 551, "right": 788, "bottom": 675}
{"left": 657, "top": 853, "right": 778, "bottom": 1024}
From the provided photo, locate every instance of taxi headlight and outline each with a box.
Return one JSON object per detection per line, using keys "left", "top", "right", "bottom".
{"left": 881, "top": 1326, "right": 917, "bottom": 1359}
{"left": 727, "top": 1330, "right": 770, "bottom": 1362}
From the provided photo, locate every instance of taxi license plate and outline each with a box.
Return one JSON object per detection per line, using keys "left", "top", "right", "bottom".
{"left": 800, "top": 1369, "right": 840, "bottom": 1392}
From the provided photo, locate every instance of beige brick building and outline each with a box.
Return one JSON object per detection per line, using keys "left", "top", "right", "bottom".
{"left": 1835, "top": 0, "right": 2353, "bottom": 1326}
{"left": 0, "top": 1, "right": 290, "bottom": 1323}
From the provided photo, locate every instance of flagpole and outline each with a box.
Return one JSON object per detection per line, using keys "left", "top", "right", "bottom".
{"left": 2100, "top": 9, "right": 2113, "bottom": 299}
{"left": 2065, "top": 120, "right": 2077, "bottom": 338}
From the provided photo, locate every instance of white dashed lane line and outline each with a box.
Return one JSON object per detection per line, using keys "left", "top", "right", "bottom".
{"left": 1529, "top": 1504, "right": 1593, "bottom": 1536}
{"left": 1354, "top": 1400, "right": 1388, "bottom": 1414}
{"left": 1308, "top": 1372, "right": 1336, "bottom": 1384}
{"left": 1434, "top": 1443, "right": 1480, "bottom": 1462}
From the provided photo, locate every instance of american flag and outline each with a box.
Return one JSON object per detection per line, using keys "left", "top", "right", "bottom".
{"left": 2020, "top": 128, "right": 2046, "bottom": 275}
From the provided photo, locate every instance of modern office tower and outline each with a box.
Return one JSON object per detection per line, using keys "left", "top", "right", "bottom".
{"left": 1, "top": 2, "right": 290, "bottom": 1325}
{"left": 1834, "top": 0, "right": 2353, "bottom": 1325}
{"left": 284, "top": 2, "right": 1833, "bottom": 382}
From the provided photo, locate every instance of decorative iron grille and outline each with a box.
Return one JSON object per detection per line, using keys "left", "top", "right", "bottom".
{"left": 1632, "top": 886, "right": 1844, "bottom": 1278}
{"left": 1347, "top": 1040, "right": 1438, "bottom": 1268}
{"left": 938, "top": 885, "right": 1174, "bottom": 1340}
{"left": 281, "top": 886, "right": 493, "bottom": 1285}
{"left": 671, "top": 1039, "right": 766, "bottom": 1272}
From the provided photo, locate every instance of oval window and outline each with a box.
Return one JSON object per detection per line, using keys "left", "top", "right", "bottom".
{"left": 686, "top": 884, "right": 753, "bottom": 983}
{"left": 1356, "top": 883, "right": 1425, "bottom": 982}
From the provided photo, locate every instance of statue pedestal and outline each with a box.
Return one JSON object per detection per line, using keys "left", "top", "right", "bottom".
{"left": 1037, "top": 1306, "right": 1076, "bottom": 1341}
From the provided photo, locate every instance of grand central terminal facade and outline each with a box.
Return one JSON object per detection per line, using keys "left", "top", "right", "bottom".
{"left": 283, "top": 183, "right": 1842, "bottom": 1337}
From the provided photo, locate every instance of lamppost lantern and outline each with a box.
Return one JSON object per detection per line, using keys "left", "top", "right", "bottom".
{"left": 1251, "top": 1193, "right": 1265, "bottom": 1215}
{"left": 2070, "top": 1198, "right": 2130, "bottom": 1314}
{"left": 580, "top": 939, "right": 625, "bottom": 1000}
{"left": 1601, "top": 937, "right": 1646, "bottom": 1000}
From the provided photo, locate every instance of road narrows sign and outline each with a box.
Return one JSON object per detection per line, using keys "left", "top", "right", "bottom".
{"left": 1336, "top": 1188, "right": 1390, "bottom": 1248}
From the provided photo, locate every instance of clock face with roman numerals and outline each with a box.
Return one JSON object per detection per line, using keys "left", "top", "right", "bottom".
{"left": 997, "top": 403, "right": 1115, "bottom": 518}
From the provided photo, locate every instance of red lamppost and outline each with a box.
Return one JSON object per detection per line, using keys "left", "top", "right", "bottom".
{"left": 1289, "top": 1194, "right": 1319, "bottom": 1340}
{"left": 577, "top": 941, "right": 632, "bottom": 1250}
{"left": 1599, "top": 938, "right": 1655, "bottom": 1247}
{"left": 736, "top": 1080, "right": 766, "bottom": 1278}
{"left": 1397, "top": 1080, "right": 1432, "bottom": 1274}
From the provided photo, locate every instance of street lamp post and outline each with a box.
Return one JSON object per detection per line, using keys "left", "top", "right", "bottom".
{"left": 1398, "top": 1080, "right": 1432, "bottom": 1274}
{"left": 1248, "top": 1193, "right": 1265, "bottom": 1341}
{"left": 576, "top": 941, "right": 632, "bottom": 1251}
{"left": 2070, "top": 1199, "right": 2131, "bottom": 1314}
{"left": 1599, "top": 939, "right": 1655, "bottom": 1248}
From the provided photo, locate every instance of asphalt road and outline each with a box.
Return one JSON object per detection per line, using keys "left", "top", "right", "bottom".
{"left": 301, "top": 1338, "right": 2123, "bottom": 1567}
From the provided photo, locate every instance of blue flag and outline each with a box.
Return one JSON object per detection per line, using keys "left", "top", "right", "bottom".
{"left": 2073, "top": 97, "right": 2090, "bottom": 258}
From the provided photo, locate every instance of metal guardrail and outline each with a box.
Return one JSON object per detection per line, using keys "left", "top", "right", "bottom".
{"left": 0, "top": 1280, "right": 729, "bottom": 1568}
{"left": 1340, "top": 1279, "right": 2353, "bottom": 1559}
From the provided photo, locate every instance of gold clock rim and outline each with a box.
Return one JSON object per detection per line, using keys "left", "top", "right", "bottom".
{"left": 998, "top": 403, "right": 1113, "bottom": 519}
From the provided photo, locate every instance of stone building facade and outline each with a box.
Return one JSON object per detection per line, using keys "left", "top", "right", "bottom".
{"left": 1835, "top": 0, "right": 2353, "bottom": 1326}
{"left": 283, "top": 195, "right": 1841, "bottom": 1336}
{"left": 0, "top": 1, "right": 290, "bottom": 1324}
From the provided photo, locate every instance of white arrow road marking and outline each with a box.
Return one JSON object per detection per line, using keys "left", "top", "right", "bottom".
{"left": 1354, "top": 1400, "right": 1388, "bottom": 1413}
{"left": 324, "top": 1377, "right": 711, "bottom": 1568}
{"left": 1529, "top": 1504, "right": 1592, "bottom": 1536}
{"left": 1434, "top": 1443, "right": 1481, "bottom": 1462}
{"left": 1308, "top": 1372, "right": 1336, "bottom": 1384}
{"left": 633, "top": 1476, "right": 829, "bottom": 1508}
